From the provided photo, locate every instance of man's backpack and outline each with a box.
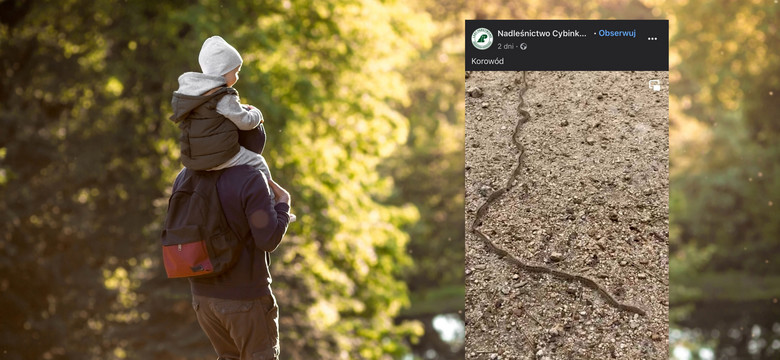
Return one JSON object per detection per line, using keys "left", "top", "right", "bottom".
{"left": 161, "top": 168, "right": 243, "bottom": 278}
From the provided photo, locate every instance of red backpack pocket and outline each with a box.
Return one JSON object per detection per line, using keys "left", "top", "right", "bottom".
{"left": 161, "top": 225, "right": 214, "bottom": 278}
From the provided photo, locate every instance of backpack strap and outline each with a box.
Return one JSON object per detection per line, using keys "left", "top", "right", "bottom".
{"left": 176, "top": 168, "right": 222, "bottom": 193}
{"left": 190, "top": 168, "right": 241, "bottom": 243}
{"left": 191, "top": 169, "right": 225, "bottom": 191}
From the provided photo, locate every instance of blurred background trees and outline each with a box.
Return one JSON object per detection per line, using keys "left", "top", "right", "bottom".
{"left": 0, "top": 0, "right": 464, "bottom": 358}
{"left": 382, "top": 0, "right": 465, "bottom": 358}
{"left": 660, "top": 0, "right": 780, "bottom": 358}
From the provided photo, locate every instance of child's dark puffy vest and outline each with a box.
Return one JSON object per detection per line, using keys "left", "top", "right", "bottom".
{"left": 170, "top": 87, "right": 240, "bottom": 170}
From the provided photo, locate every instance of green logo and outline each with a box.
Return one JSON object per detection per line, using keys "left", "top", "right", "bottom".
{"left": 471, "top": 28, "right": 493, "bottom": 50}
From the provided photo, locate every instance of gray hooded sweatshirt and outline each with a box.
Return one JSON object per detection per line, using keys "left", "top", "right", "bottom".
{"left": 172, "top": 72, "right": 262, "bottom": 129}
{"left": 170, "top": 72, "right": 264, "bottom": 170}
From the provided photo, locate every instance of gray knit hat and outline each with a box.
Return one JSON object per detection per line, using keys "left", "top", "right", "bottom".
{"left": 198, "top": 36, "right": 243, "bottom": 76}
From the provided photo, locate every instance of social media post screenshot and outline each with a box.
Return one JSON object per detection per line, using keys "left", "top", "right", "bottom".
{"left": 464, "top": 20, "right": 669, "bottom": 359}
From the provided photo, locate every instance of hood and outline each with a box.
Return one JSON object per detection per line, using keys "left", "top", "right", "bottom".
{"left": 169, "top": 72, "right": 228, "bottom": 123}
{"left": 175, "top": 72, "right": 227, "bottom": 96}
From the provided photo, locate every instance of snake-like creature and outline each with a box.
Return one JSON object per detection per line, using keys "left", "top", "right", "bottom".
{"left": 469, "top": 72, "right": 647, "bottom": 316}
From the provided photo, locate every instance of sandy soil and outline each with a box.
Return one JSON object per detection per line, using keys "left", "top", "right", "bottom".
{"left": 464, "top": 71, "right": 669, "bottom": 360}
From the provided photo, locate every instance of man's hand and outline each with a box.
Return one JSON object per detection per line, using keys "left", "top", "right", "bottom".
{"left": 268, "top": 179, "right": 291, "bottom": 206}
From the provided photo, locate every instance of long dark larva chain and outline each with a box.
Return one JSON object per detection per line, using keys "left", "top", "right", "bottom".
{"left": 470, "top": 71, "right": 646, "bottom": 316}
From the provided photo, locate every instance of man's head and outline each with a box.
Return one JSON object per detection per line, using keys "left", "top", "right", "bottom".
{"left": 198, "top": 36, "right": 243, "bottom": 81}
{"left": 239, "top": 127, "right": 265, "bottom": 155}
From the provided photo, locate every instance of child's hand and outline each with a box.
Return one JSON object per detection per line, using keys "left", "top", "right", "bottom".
{"left": 242, "top": 105, "right": 263, "bottom": 123}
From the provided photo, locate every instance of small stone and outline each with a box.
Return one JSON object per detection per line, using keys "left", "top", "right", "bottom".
{"left": 608, "top": 344, "right": 617, "bottom": 358}
{"left": 586, "top": 136, "right": 596, "bottom": 145}
{"left": 467, "top": 86, "right": 483, "bottom": 98}
{"left": 652, "top": 333, "right": 662, "bottom": 341}
{"left": 475, "top": 264, "right": 487, "bottom": 270}
{"left": 481, "top": 102, "right": 489, "bottom": 108}
{"left": 609, "top": 213, "right": 619, "bottom": 222}
{"left": 549, "top": 325, "right": 564, "bottom": 337}
{"left": 550, "top": 252, "right": 564, "bottom": 262}
{"left": 572, "top": 197, "right": 582, "bottom": 204}
{"left": 465, "top": 269, "right": 473, "bottom": 275}
{"left": 597, "top": 94, "right": 604, "bottom": 100}
{"left": 479, "top": 185, "right": 492, "bottom": 197}
{"left": 501, "top": 287, "right": 511, "bottom": 295}
{"left": 512, "top": 274, "right": 520, "bottom": 280}
{"left": 643, "top": 188, "right": 655, "bottom": 196}
{"left": 638, "top": 273, "right": 647, "bottom": 279}
{"left": 619, "top": 261, "right": 628, "bottom": 266}
{"left": 560, "top": 119, "right": 569, "bottom": 126}
{"left": 490, "top": 354, "right": 498, "bottom": 360}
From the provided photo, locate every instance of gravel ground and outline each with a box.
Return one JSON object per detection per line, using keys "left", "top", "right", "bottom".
{"left": 464, "top": 71, "right": 669, "bottom": 360}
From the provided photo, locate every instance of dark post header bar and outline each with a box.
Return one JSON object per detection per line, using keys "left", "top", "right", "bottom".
{"left": 466, "top": 20, "right": 668, "bottom": 71}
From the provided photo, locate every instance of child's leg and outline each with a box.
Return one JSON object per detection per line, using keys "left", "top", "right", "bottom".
{"left": 248, "top": 155, "right": 276, "bottom": 203}
{"left": 242, "top": 154, "right": 298, "bottom": 223}
{"left": 214, "top": 146, "right": 295, "bottom": 222}
{"left": 240, "top": 152, "right": 275, "bottom": 203}
{"left": 253, "top": 155, "right": 273, "bottom": 182}
{"left": 245, "top": 154, "right": 297, "bottom": 222}
{"left": 210, "top": 147, "right": 275, "bottom": 202}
